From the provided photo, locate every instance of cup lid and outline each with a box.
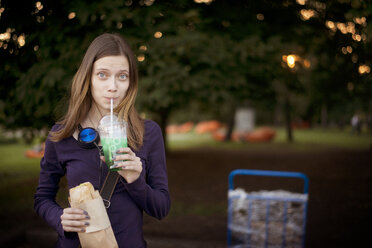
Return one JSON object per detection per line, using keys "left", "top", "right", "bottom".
{"left": 99, "top": 114, "right": 119, "bottom": 126}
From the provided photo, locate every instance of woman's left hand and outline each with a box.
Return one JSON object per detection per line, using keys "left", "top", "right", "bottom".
{"left": 101, "top": 147, "right": 142, "bottom": 184}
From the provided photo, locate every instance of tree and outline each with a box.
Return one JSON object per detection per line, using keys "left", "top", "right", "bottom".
{"left": 1, "top": 0, "right": 372, "bottom": 145}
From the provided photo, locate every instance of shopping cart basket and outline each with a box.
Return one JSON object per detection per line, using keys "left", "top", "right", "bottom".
{"left": 227, "top": 169, "right": 309, "bottom": 248}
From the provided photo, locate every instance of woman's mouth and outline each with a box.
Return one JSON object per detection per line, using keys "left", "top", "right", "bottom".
{"left": 104, "top": 97, "right": 118, "bottom": 102}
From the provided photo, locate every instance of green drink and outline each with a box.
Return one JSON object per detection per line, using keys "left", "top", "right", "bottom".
{"left": 98, "top": 115, "right": 128, "bottom": 171}
{"left": 101, "top": 137, "right": 127, "bottom": 171}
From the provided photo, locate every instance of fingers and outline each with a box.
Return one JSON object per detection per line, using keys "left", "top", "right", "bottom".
{"left": 113, "top": 152, "right": 141, "bottom": 169}
{"left": 113, "top": 147, "right": 141, "bottom": 167}
{"left": 62, "top": 208, "right": 89, "bottom": 218}
{"left": 61, "top": 220, "right": 90, "bottom": 232}
{"left": 115, "top": 160, "right": 142, "bottom": 171}
{"left": 61, "top": 208, "right": 90, "bottom": 233}
{"left": 116, "top": 147, "right": 134, "bottom": 155}
{"left": 114, "top": 153, "right": 140, "bottom": 162}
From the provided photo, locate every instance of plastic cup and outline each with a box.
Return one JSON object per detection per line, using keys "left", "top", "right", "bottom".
{"left": 97, "top": 115, "right": 127, "bottom": 171}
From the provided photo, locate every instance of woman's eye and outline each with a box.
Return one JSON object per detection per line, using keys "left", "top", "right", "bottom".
{"left": 98, "top": 72, "right": 106, "bottom": 78}
{"left": 119, "top": 74, "right": 128, "bottom": 80}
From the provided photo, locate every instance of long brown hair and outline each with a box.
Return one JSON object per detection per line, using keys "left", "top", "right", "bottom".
{"left": 50, "top": 33, "right": 144, "bottom": 150}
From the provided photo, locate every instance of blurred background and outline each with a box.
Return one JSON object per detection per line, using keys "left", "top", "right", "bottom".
{"left": 0, "top": 0, "right": 371, "bottom": 247}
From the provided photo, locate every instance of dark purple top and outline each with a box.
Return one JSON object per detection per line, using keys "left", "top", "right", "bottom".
{"left": 34, "top": 120, "right": 170, "bottom": 248}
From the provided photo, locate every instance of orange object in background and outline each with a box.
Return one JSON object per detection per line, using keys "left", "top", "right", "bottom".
{"left": 212, "top": 130, "right": 225, "bottom": 141}
{"left": 195, "top": 120, "right": 223, "bottom": 134}
{"left": 245, "top": 127, "right": 276, "bottom": 142}
{"left": 25, "top": 142, "right": 45, "bottom": 158}
{"left": 166, "top": 125, "right": 179, "bottom": 134}
{"left": 291, "top": 121, "right": 310, "bottom": 129}
{"left": 212, "top": 130, "right": 248, "bottom": 142}
{"left": 212, "top": 127, "right": 276, "bottom": 143}
{"left": 178, "top": 122, "right": 194, "bottom": 133}
{"left": 166, "top": 122, "right": 194, "bottom": 134}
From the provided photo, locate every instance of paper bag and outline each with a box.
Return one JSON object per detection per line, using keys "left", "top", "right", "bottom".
{"left": 69, "top": 182, "right": 118, "bottom": 248}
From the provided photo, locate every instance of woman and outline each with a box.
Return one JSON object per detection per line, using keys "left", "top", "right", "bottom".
{"left": 34, "top": 33, "right": 171, "bottom": 248}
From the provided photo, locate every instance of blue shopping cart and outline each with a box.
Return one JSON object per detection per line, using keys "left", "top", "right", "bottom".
{"left": 227, "top": 169, "right": 309, "bottom": 248}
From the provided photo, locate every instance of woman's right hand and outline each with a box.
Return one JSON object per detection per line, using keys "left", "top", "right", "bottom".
{"left": 61, "top": 208, "right": 90, "bottom": 233}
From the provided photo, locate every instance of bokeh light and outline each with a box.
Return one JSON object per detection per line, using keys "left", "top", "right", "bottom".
{"left": 17, "top": 34, "right": 25, "bottom": 47}
{"left": 296, "top": 0, "right": 306, "bottom": 5}
{"left": 137, "top": 54, "right": 145, "bottom": 62}
{"left": 68, "top": 12, "right": 76, "bottom": 19}
{"left": 36, "top": 2, "right": 43, "bottom": 11}
{"left": 358, "top": 64, "right": 370, "bottom": 74}
{"left": 154, "top": 31, "right": 162, "bottom": 38}
{"left": 194, "top": 0, "right": 214, "bottom": 4}
{"left": 286, "top": 55, "right": 296, "bottom": 68}
{"left": 300, "top": 9, "right": 315, "bottom": 21}
{"left": 256, "top": 13, "right": 264, "bottom": 21}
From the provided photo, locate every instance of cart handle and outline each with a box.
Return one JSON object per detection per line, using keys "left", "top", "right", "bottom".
{"left": 228, "top": 169, "right": 309, "bottom": 194}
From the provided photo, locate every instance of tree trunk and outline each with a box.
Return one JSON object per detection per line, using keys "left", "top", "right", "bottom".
{"left": 23, "top": 128, "right": 35, "bottom": 144}
{"left": 284, "top": 96, "right": 293, "bottom": 142}
{"left": 321, "top": 104, "right": 328, "bottom": 129}
{"left": 224, "top": 103, "right": 237, "bottom": 141}
{"left": 158, "top": 109, "right": 169, "bottom": 154}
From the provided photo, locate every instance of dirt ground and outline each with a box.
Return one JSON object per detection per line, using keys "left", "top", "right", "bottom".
{"left": 2, "top": 147, "right": 372, "bottom": 248}
{"left": 144, "top": 148, "right": 372, "bottom": 248}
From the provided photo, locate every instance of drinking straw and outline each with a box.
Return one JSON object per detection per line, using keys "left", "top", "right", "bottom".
{"left": 110, "top": 98, "right": 113, "bottom": 135}
{"left": 110, "top": 98, "right": 113, "bottom": 122}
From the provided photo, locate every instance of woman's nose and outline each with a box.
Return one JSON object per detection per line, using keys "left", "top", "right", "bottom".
{"left": 108, "top": 77, "right": 118, "bottom": 92}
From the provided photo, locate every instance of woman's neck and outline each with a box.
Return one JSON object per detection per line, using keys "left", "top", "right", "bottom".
{"left": 84, "top": 104, "right": 107, "bottom": 129}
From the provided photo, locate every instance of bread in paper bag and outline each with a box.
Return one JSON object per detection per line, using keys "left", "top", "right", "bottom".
{"left": 69, "top": 182, "right": 118, "bottom": 248}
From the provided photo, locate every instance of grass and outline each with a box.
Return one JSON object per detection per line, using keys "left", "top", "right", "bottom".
{"left": 0, "top": 127, "right": 370, "bottom": 215}
{"left": 168, "top": 127, "right": 372, "bottom": 150}
{"left": 0, "top": 144, "right": 41, "bottom": 184}
{"left": 0, "top": 144, "right": 41, "bottom": 213}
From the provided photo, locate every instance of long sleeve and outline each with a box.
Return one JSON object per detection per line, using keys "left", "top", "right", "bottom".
{"left": 123, "top": 121, "right": 171, "bottom": 219}
{"left": 34, "top": 135, "right": 66, "bottom": 237}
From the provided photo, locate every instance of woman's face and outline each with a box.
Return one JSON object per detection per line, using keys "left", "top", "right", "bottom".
{"left": 91, "top": 55, "right": 130, "bottom": 114}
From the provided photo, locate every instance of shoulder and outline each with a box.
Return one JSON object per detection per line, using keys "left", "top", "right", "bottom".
{"left": 49, "top": 123, "right": 64, "bottom": 132}
{"left": 137, "top": 119, "right": 165, "bottom": 157}
{"left": 144, "top": 119, "right": 161, "bottom": 134}
{"left": 47, "top": 123, "right": 69, "bottom": 144}
{"left": 142, "top": 119, "right": 164, "bottom": 145}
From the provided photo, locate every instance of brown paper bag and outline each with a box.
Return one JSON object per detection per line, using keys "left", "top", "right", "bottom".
{"left": 69, "top": 182, "right": 118, "bottom": 248}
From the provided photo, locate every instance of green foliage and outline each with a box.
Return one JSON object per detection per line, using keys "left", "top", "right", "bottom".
{"left": 0, "top": 0, "right": 371, "bottom": 138}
